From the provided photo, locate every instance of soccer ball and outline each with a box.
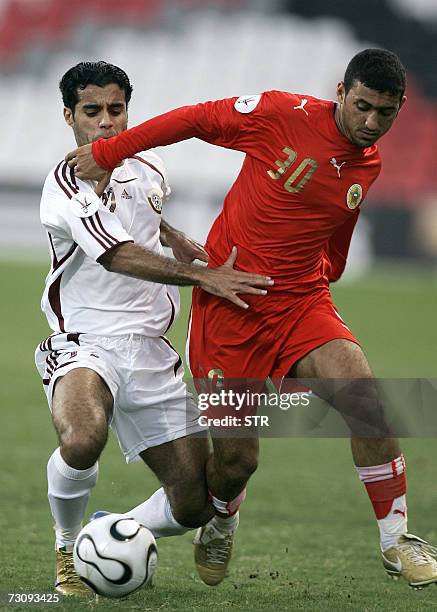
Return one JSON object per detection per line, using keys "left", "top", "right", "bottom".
{"left": 73, "top": 513, "right": 157, "bottom": 598}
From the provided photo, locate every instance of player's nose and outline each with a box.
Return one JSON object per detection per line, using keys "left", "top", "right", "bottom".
{"left": 99, "top": 111, "right": 113, "bottom": 129}
{"left": 364, "top": 111, "right": 380, "bottom": 132}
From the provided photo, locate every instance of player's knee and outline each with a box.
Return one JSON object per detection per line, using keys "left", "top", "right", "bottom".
{"left": 216, "top": 451, "right": 259, "bottom": 486}
{"left": 60, "top": 429, "right": 107, "bottom": 469}
{"left": 338, "top": 379, "right": 389, "bottom": 436}
{"left": 54, "top": 402, "right": 109, "bottom": 469}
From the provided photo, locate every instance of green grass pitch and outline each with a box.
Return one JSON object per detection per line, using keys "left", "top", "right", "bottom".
{"left": 1, "top": 260, "right": 437, "bottom": 611}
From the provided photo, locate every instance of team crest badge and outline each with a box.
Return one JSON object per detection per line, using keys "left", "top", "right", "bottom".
{"left": 147, "top": 188, "right": 163, "bottom": 214}
{"left": 346, "top": 184, "right": 363, "bottom": 209}
{"left": 70, "top": 192, "right": 100, "bottom": 218}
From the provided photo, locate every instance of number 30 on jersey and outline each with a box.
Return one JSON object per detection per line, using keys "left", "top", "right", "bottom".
{"left": 268, "top": 146, "right": 318, "bottom": 193}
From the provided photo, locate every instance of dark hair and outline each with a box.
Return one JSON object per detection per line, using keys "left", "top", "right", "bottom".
{"left": 60, "top": 61, "right": 133, "bottom": 112}
{"left": 344, "top": 48, "right": 406, "bottom": 100}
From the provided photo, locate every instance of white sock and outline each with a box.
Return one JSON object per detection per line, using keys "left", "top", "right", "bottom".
{"left": 212, "top": 513, "right": 239, "bottom": 534}
{"left": 126, "top": 487, "right": 189, "bottom": 538}
{"left": 209, "top": 490, "right": 245, "bottom": 533}
{"left": 378, "top": 495, "right": 408, "bottom": 552}
{"left": 211, "top": 489, "right": 246, "bottom": 517}
{"left": 47, "top": 448, "right": 98, "bottom": 551}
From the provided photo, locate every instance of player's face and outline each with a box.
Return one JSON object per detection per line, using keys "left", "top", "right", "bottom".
{"left": 336, "top": 80, "right": 406, "bottom": 147}
{"left": 64, "top": 83, "right": 128, "bottom": 146}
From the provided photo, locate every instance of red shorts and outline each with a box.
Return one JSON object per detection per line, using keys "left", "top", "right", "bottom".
{"left": 187, "top": 286, "right": 359, "bottom": 380}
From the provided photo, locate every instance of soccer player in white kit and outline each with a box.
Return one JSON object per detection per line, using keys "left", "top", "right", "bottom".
{"left": 35, "top": 61, "right": 272, "bottom": 596}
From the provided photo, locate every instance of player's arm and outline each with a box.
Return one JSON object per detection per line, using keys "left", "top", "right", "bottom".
{"left": 65, "top": 94, "right": 271, "bottom": 180}
{"left": 324, "top": 211, "right": 360, "bottom": 282}
{"left": 159, "top": 219, "right": 208, "bottom": 263}
{"left": 99, "top": 242, "right": 271, "bottom": 309}
{"left": 44, "top": 165, "right": 271, "bottom": 309}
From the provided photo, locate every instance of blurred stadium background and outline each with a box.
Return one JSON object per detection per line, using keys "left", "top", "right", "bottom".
{"left": 1, "top": 1, "right": 437, "bottom": 610}
{"left": 1, "top": 0, "right": 437, "bottom": 267}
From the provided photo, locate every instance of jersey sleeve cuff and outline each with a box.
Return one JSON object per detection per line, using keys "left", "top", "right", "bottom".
{"left": 96, "top": 239, "right": 134, "bottom": 263}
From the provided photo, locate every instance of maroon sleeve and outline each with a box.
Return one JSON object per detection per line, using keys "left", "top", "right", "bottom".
{"left": 323, "top": 211, "right": 360, "bottom": 283}
{"left": 92, "top": 95, "right": 274, "bottom": 170}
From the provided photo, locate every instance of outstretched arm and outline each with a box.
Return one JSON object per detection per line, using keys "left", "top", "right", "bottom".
{"left": 99, "top": 243, "right": 272, "bottom": 310}
{"left": 65, "top": 95, "right": 270, "bottom": 181}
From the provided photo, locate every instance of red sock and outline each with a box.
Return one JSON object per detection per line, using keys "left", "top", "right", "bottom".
{"left": 364, "top": 473, "right": 406, "bottom": 519}
{"left": 356, "top": 455, "right": 406, "bottom": 519}
{"left": 356, "top": 455, "right": 407, "bottom": 550}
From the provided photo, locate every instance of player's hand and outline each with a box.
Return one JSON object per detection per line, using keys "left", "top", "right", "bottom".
{"left": 167, "top": 230, "right": 209, "bottom": 263}
{"left": 65, "top": 144, "right": 107, "bottom": 182}
{"left": 94, "top": 172, "right": 113, "bottom": 197}
{"left": 199, "top": 246, "right": 273, "bottom": 309}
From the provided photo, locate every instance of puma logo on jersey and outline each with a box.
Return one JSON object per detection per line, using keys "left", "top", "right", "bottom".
{"left": 330, "top": 157, "right": 346, "bottom": 178}
{"left": 293, "top": 99, "right": 309, "bottom": 116}
{"left": 121, "top": 189, "right": 132, "bottom": 199}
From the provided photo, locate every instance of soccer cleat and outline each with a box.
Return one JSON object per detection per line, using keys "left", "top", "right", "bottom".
{"left": 381, "top": 533, "right": 437, "bottom": 588}
{"left": 55, "top": 547, "right": 93, "bottom": 597}
{"left": 193, "top": 514, "right": 238, "bottom": 586}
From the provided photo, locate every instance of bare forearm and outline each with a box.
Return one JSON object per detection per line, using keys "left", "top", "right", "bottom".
{"left": 100, "top": 242, "right": 204, "bottom": 286}
{"left": 99, "top": 243, "right": 272, "bottom": 309}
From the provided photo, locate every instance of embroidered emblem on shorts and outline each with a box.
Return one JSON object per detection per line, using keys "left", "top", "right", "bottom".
{"left": 346, "top": 184, "right": 363, "bottom": 209}
{"left": 147, "top": 188, "right": 163, "bottom": 214}
{"left": 207, "top": 368, "right": 225, "bottom": 392}
{"left": 71, "top": 192, "right": 100, "bottom": 218}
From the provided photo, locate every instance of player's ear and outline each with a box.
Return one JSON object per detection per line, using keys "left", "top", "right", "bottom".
{"left": 336, "top": 82, "right": 346, "bottom": 105}
{"left": 398, "top": 95, "right": 407, "bottom": 113}
{"left": 64, "top": 107, "right": 74, "bottom": 127}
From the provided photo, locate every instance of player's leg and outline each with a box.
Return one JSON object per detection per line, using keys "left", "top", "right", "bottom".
{"left": 187, "top": 290, "right": 269, "bottom": 585}
{"left": 127, "top": 433, "right": 213, "bottom": 538}
{"left": 190, "top": 435, "right": 257, "bottom": 585}
{"left": 206, "top": 436, "right": 259, "bottom": 504}
{"left": 203, "top": 433, "right": 258, "bottom": 530}
{"left": 98, "top": 334, "right": 213, "bottom": 544}
{"left": 292, "top": 338, "right": 437, "bottom": 587}
{"left": 292, "top": 339, "right": 399, "bottom": 460}
{"left": 48, "top": 367, "right": 113, "bottom": 596}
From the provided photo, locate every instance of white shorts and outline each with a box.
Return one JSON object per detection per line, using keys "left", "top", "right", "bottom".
{"left": 35, "top": 332, "right": 203, "bottom": 463}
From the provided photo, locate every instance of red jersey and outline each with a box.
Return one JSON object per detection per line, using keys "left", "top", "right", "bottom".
{"left": 93, "top": 91, "right": 381, "bottom": 293}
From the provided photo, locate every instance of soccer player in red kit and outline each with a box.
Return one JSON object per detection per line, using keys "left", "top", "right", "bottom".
{"left": 66, "top": 49, "right": 437, "bottom": 588}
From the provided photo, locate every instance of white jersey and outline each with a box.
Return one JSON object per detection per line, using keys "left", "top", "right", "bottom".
{"left": 40, "top": 152, "right": 180, "bottom": 337}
